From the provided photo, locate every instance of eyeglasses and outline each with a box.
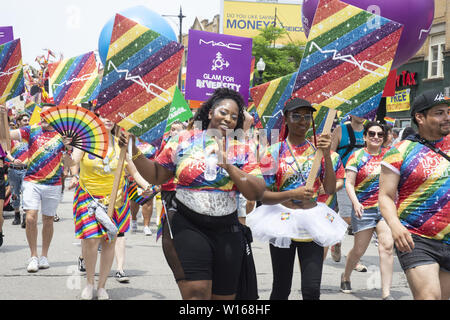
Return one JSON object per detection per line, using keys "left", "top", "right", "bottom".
{"left": 289, "top": 113, "right": 312, "bottom": 123}
{"left": 367, "top": 131, "right": 384, "bottom": 138}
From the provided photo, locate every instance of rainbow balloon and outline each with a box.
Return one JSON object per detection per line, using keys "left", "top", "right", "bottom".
{"left": 40, "top": 105, "right": 109, "bottom": 159}
{"left": 292, "top": 0, "right": 403, "bottom": 121}
{"left": 250, "top": 72, "right": 297, "bottom": 132}
{"left": 95, "top": 14, "right": 184, "bottom": 148}
{"left": 0, "top": 39, "right": 24, "bottom": 104}
{"left": 48, "top": 51, "right": 101, "bottom": 105}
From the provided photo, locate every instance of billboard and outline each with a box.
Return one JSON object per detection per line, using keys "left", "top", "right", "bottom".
{"left": 221, "top": 0, "right": 306, "bottom": 44}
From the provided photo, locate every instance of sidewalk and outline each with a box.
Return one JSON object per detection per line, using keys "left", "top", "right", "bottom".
{"left": 0, "top": 185, "right": 412, "bottom": 300}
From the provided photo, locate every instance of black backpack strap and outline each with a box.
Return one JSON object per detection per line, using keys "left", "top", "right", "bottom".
{"left": 405, "top": 134, "right": 450, "bottom": 162}
{"left": 337, "top": 123, "right": 364, "bottom": 160}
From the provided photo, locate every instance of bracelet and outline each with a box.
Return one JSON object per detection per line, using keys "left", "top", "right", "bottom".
{"left": 131, "top": 149, "right": 143, "bottom": 161}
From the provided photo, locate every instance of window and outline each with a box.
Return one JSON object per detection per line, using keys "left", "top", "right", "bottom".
{"left": 428, "top": 34, "right": 445, "bottom": 78}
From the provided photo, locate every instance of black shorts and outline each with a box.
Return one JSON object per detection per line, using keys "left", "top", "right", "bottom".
{"left": 0, "top": 179, "right": 5, "bottom": 200}
{"left": 395, "top": 234, "right": 450, "bottom": 273}
{"left": 171, "top": 198, "right": 244, "bottom": 295}
{"left": 0, "top": 167, "right": 5, "bottom": 200}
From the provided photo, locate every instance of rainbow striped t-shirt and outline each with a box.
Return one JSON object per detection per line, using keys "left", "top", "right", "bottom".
{"left": 156, "top": 129, "right": 262, "bottom": 192}
{"left": 20, "top": 125, "right": 65, "bottom": 186}
{"left": 6, "top": 139, "right": 28, "bottom": 166}
{"left": 346, "top": 148, "right": 388, "bottom": 210}
{"left": 260, "top": 139, "right": 325, "bottom": 199}
{"left": 382, "top": 136, "right": 450, "bottom": 244}
{"left": 317, "top": 151, "right": 345, "bottom": 211}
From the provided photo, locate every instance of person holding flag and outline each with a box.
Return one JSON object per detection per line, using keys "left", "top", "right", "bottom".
{"left": 68, "top": 115, "right": 150, "bottom": 300}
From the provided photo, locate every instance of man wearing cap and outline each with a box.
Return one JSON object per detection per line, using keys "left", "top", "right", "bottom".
{"left": 379, "top": 89, "right": 450, "bottom": 300}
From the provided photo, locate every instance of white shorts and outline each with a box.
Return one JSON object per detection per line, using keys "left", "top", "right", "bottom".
{"left": 22, "top": 181, "right": 62, "bottom": 216}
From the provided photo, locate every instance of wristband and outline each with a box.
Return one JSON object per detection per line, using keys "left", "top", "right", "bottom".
{"left": 132, "top": 149, "right": 143, "bottom": 161}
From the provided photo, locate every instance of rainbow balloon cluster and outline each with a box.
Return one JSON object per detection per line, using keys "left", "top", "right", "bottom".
{"left": 48, "top": 51, "right": 101, "bottom": 106}
{"left": 95, "top": 14, "right": 184, "bottom": 147}
{"left": 0, "top": 39, "right": 24, "bottom": 104}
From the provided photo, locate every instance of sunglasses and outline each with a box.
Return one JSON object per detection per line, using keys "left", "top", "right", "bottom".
{"left": 289, "top": 113, "right": 312, "bottom": 123}
{"left": 367, "top": 131, "right": 384, "bottom": 138}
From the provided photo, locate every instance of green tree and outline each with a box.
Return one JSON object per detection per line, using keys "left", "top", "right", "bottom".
{"left": 252, "top": 26, "right": 305, "bottom": 84}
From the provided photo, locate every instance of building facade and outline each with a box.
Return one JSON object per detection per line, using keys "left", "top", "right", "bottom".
{"left": 385, "top": 0, "right": 450, "bottom": 128}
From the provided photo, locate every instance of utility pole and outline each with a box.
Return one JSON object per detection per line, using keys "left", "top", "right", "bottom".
{"left": 163, "top": 6, "right": 186, "bottom": 90}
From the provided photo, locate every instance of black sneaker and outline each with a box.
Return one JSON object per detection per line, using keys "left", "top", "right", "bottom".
{"left": 115, "top": 271, "right": 130, "bottom": 283}
{"left": 78, "top": 256, "right": 86, "bottom": 273}
{"left": 340, "top": 273, "right": 352, "bottom": 293}
{"left": 347, "top": 225, "right": 354, "bottom": 236}
{"left": 0, "top": 232, "right": 3, "bottom": 247}
{"left": 12, "top": 212, "right": 21, "bottom": 225}
{"left": 21, "top": 214, "right": 26, "bottom": 229}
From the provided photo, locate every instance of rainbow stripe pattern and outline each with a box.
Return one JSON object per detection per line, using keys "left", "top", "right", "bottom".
{"left": 156, "top": 200, "right": 166, "bottom": 242}
{"left": 384, "top": 116, "right": 396, "bottom": 127}
{"left": 48, "top": 51, "right": 101, "bottom": 105}
{"left": 317, "top": 151, "right": 345, "bottom": 211}
{"left": 0, "top": 39, "right": 24, "bottom": 104}
{"left": 346, "top": 148, "right": 388, "bottom": 210}
{"left": 382, "top": 137, "right": 450, "bottom": 244}
{"left": 292, "top": 0, "right": 403, "bottom": 120}
{"left": 73, "top": 183, "right": 130, "bottom": 239}
{"left": 20, "top": 125, "right": 65, "bottom": 186}
{"left": 40, "top": 105, "right": 109, "bottom": 159}
{"left": 250, "top": 72, "right": 297, "bottom": 132}
{"left": 95, "top": 14, "right": 184, "bottom": 148}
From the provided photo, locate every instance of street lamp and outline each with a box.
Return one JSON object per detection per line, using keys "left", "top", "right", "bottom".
{"left": 256, "top": 57, "right": 266, "bottom": 85}
{"left": 163, "top": 6, "right": 186, "bottom": 90}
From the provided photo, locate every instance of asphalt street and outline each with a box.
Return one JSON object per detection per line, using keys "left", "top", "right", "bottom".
{"left": 0, "top": 186, "right": 413, "bottom": 301}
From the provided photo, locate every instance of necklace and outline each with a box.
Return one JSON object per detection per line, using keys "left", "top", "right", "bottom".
{"left": 102, "top": 136, "right": 116, "bottom": 173}
{"left": 285, "top": 138, "right": 316, "bottom": 183}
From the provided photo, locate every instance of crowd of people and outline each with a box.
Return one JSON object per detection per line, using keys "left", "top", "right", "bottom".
{"left": 0, "top": 87, "right": 448, "bottom": 301}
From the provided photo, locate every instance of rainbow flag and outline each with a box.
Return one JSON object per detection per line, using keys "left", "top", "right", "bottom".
{"left": 250, "top": 72, "right": 297, "bottom": 133}
{"left": 0, "top": 39, "right": 24, "bottom": 104}
{"left": 384, "top": 116, "right": 395, "bottom": 127}
{"left": 156, "top": 200, "right": 167, "bottom": 242}
{"left": 95, "top": 14, "right": 184, "bottom": 148}
{"left": 48, "top": 51, "right": 101, "bottom": 105}
{"left": 292, "top": 0, "right": 403, "bottom": 121}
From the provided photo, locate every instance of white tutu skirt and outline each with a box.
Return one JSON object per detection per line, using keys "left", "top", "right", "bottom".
{"left": 246, "top": 202, "right": 348, "bottom": 248}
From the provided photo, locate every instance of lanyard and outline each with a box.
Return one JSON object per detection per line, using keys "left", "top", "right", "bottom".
{"left": 284, "top": 138, "right": 316, "bottom": 175}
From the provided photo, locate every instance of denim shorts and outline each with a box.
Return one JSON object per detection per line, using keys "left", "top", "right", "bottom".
{"left": 351, "top": 207, "right": 383, "bottom": 233}
{"left": 395, "top": 234, "right": 450, "bottom": 273}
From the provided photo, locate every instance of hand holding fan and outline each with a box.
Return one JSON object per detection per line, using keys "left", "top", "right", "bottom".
{"left": 40, "top": 105, "right": 109, "bottom": 159}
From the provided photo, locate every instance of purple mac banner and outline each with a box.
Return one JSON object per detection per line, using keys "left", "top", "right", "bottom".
{"left": 185, "top": 30, "right": 252, "bottom": 104}
{"left": 0, "top": 26, "right": 13, "bottom": 45}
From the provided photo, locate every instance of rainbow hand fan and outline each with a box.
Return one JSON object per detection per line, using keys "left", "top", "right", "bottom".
{"left": 40, "top": 105, "right": 109, "bottom": 159}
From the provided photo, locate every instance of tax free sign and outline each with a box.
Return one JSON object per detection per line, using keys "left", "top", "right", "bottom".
{"left": 185, "top": 30, "right": 252, "bottom": 104}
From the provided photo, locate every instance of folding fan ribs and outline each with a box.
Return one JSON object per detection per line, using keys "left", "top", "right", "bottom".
{"left": 40, "top": 105, "right": 109, "bottom": 159}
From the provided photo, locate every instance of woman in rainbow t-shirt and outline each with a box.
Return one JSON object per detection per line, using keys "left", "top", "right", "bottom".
{"left": 341, "top": 121, "right": 394, "bottom": 299}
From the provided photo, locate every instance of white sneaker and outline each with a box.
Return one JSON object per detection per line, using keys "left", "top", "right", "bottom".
{"left": 81, "top": 284, "right": 95, "bottom": 300}
{"left": 143, "top": 226, "right": 152, "bottom": 236}
{"left": 97, "top": 288, "right": 109, "bottom": 300}
{"left": 131, "top": 220, "right": 138, "bottom": 233}
{"left": 38, "top": 256, "right": 50, "bottom": 269}
{"left": 27, "top": 257, "right": 39, "bottom": 273}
